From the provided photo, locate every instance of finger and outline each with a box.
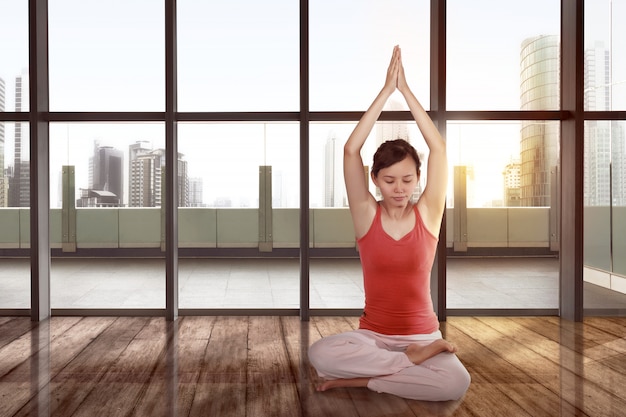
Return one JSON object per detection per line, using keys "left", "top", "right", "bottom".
{"left": 389, "top": 46, "right": 398, "bottom": 67}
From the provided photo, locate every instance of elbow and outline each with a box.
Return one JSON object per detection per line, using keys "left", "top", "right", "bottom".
{"left": 344, "top": 144, "right": 360, "bottom": 158}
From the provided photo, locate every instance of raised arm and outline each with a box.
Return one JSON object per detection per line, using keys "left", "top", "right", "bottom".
{"left": 344, "top": 46, "right": 400, "bottom": 238}
{"left": 396, "top": 48, "right": 448, "bottom": 236}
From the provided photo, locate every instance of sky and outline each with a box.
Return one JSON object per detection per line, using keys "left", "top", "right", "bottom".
{"left": 1, "top": 0, "right": 625, "bottom": 208}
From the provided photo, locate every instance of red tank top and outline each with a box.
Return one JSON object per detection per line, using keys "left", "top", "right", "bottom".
{"left": 357, "top": 204, "right": 440, "bottom": 335}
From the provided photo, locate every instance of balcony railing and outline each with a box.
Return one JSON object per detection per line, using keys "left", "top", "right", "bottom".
{"left": 0, "top": 207, "right": 553, "bottom": 250}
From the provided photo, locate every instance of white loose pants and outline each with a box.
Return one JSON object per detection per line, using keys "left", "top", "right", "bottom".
{"left": 308, "top": 329, "right": 471, "bottom": 401}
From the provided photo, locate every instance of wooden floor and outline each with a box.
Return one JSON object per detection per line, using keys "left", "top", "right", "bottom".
{"left": 1, "top": 316, "right": 625, "bottom": 417}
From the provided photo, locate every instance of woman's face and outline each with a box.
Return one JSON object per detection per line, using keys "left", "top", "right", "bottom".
{"left": 372, "top": 156, "right": 419, "bottom": 207}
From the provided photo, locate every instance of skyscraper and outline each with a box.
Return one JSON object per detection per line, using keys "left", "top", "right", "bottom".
{"left": 89, "top": 141, "right": 124, "bottom": 205}
{"left": 612, "top": 124, "right": 626, "bottom": 206}
{"left": 188, "top": 177, "right": 203, "bottom": 207}
{"left": 502, "top": 159, "right": 521, "bottom": 207}
{"left": 8, "top": 71, "right": 29, "bottom": 207}
{"left": 129, "top": 142, "right": 162, "bottom": 207}
{"left": 128, "top": 142, "right": 189, "bottom": 207}
{"left": 583, "top": 41, "right": 626, "bottom": 206}
{"left": 519, "top": 35, "right": 560, "bottom": 207}
{"left": 177, "top": 156, "right": 189, "bottom": 207}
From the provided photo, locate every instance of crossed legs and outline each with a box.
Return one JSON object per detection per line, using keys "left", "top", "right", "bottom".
{"left": 308, "top": 329, "right": 470, "bottom": 401}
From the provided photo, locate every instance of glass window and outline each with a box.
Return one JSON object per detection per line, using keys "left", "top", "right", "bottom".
{"left": 0, "top": 2, "right": 29, "bottom": 112}
{"left": 584, "top": 120, "right": 626, "bottom": 311}
{"left": 177, "top": 123, "right": 299, "bottom": 209}
{"left": 0, "top": 122, "right": 30, "bottom": 309}
{"left": 0, "top": 1, "right": 30, "bottom": 310}
{"left": 310, "top": 120, "right": 432, "bottom": 209}
{"left": 585, "top": 0, "right": 626, "bottom": 111}
{"left": 178, "top": 122, "right": 300, "bottom": 309}
{"left": 448, "top": 122, "right": 559, "bottom": 209}
{"left": 50, "top": 123, "right": 165, "bottom": 309}
{"left": 309, "top": 121, "right": 433, "bottom": 309}
{"left": 2, "top": 122, "right": 30, "bottom": 209}
{"left": 177, "top": 1, "right": 299, "bottom": 112}
{"left": 310, "top": 0, "right": 430, "bottom": 111}
{"left": 612, "top": 121, "right": 626, "bottom": 276}
{"left": 446, "top": 122, "right": 559, "bottom": 310}
{"left": 447, "top": 0, "right": 560, "bottom": 110}
{"left": 48, "top": 0, "right": 164, "bottom": 111}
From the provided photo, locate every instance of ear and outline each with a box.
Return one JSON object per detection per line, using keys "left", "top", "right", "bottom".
{"left": 371, "top": 171, "right": 379, "bottom": 187}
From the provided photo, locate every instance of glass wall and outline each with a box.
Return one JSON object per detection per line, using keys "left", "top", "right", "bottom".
{"left": 310, "top": 0, "right": 430, "bottom": 111}
{"left": 584, "top": 0, "right": 626, "bottom": 112}
{"left": 447, "top": 122, "right": 559, "bottom": 310}
{"left": 446, "top": 0, "right": 561, "bottom": 312}
{"left": 309, "top": 0, "right": 429, "bottom": 310}
{"left": 175, "top": 1, "right": 301, "bottom": 311}
{"left": 0, "top": 2, "right": 29, "bottom": 113}
{"left": 583, "top": 1, "right": 626, "bottom": 312}
{"left": 49, "top": 123, "right": 165, "bottom": 309}
{"left": 46, "top": 1, "right": 167, "bottom": 311}
{"left": 48, "top": 0, "right": 164, "bottom": 111}
{"left": 3, "top": 0, "right": 624, "bottom": 317}
{"left": 177, "top": 123, "right": 300, "bottom": 309}
{"left": 583, "top": 120, "right": 626, "bottom": 311}
{"left": 0, "top": 121, "right": 30, "bottom": 309}
{"left": 308, "top": 118, "right": 435, "bottom": 309}
{"left": 447, "top": 0, "right": 560, "bottom": 110}
{"left": 0, "top": 3, "right": 30, "bottom": 310}
{"left": 177, "top": 0, "right": 299, "bottom": 112}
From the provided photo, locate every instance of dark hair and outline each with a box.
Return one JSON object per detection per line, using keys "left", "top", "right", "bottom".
{"left": 371, "top": 139, "right": 421, "bottom": 178}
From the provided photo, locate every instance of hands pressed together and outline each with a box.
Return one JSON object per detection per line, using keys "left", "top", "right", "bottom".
{"left": 384, "top": 45, "right": 410, "bottom": 96}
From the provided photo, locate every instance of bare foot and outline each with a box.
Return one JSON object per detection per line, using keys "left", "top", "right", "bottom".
{"left": 405, "top": 339, "right": 457, "bottom": 365}
{"left": 316, "top": 377, "right": 370, "bottom": 392}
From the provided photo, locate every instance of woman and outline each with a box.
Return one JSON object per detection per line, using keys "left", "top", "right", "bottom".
{"left": 308, "top": 46, "right": 471, "bottom": 401}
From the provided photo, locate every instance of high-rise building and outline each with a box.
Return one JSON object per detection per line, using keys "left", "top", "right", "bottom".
{"left": 8, "top": 71, "right": 29, "bottom": 207}
{"left": 88, "top": 141, "right": 124, "bottom": 206}
{"left": 503, "top": 159, "right": 521, "bottom": 207}
{"left": 177, "top": 156, "right": 189, "bottom": 207}
{"left": 519, "top": 35, "right": 560, "bottom": 207}
{"left": 612, "top": 124, "right": 626, "bottom": 206}
{"left": 583, "top": 41, "right": 626, "bottom": 206}
{"left": 129, "top": 143, "right": 162, "bottom": 207}
{"left": 188, "top": 177, "right": 203, "bottom": 207}
{"left": 128, "top": 142, "right": 189, "bottom": 207}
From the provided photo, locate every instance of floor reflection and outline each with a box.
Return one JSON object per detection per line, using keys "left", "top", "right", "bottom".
{"left": 2, "top": 316, "right": 626, "bottom": 416}
{"left": 31, "top": 319, "right": 50, "bottom": 417}
{"left": 165, "top": 320, "right": 178, "bottom": 417}
{"left": 559, "top": 320, "right": 585, "bottom": 415}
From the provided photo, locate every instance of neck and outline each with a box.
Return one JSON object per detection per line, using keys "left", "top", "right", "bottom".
{"left": 380, "top": 200, "right": 412, "bottom": 219}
